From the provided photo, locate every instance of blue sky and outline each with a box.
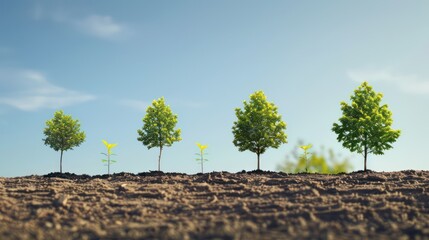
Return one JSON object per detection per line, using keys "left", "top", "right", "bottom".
{"left": 1, "top": 1, "right": 428, "bottom": 177}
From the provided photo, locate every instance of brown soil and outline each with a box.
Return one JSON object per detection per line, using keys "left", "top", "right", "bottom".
{"left": 0, "top": 170, "right": 428, "bottom": 240}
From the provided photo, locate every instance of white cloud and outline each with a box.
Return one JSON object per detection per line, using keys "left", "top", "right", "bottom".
{"left": 77, "top": 15, "right": 126, "bottom": 39}
{"left": 120, "top": 99, "right": 149, "bottom": 111}
{"left": 347, "top": 69, "right": 429, "bottom": 95}
{"left": 0, "top": 69, "right": 95, "bottom": 111}
{"left": 31, "top": 5, "right": 129, "bottom": 40}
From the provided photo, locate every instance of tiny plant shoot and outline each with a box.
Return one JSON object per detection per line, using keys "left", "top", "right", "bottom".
{"left": 101, "top": 140, "right": 118, "bottom": 175}
{"left": 232, "top": 91, "right": 287, "bottom": 170}
{"left": 332, "top": 81, "right": 401, "bottom": 171}
{"left": 137, "top": 97, "right": 182, "bottom": 172}
{"left": 300, "top": 144, "right": 312, "bottom": 173}
{"left": 43, "top": 110, "right": 86, "bottom": 173}
{"left": 277, "top": 142, "right": 353, "bottom": 174}
{"left": 195, "top": 143, "right": 208, "bottom": 174}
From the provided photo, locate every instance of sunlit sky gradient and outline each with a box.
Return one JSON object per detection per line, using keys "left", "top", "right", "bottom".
{"left": 1, "top": 1, "right": 428, "bottom": 177}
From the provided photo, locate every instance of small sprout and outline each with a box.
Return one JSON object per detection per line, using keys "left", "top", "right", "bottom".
{"left": 300, "top": 144, "right": 312, "bottom": 173}
{"left": 196, "top": 143, "right": 208, "bottom": 174}
{"left": 101, "top": 140, "right": 118, "bottom": 175}
{"left": 277, "top": 141, "right": 354, "bottom": 174}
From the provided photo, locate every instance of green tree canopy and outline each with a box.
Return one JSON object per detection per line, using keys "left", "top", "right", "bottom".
{"left": 137, "top": 97, "right": 181, "bottom": 171}
{"left": 43, "top": 110, "right": 86, "bottom": 173}
{"left": 277, "top": 142, "right": 353, "bottom": 174}
{"left": 232, "top": 91, "right": 287, "bottom": 170}
{"left": 332, "top": 82, "right": 401, "bottom": 171}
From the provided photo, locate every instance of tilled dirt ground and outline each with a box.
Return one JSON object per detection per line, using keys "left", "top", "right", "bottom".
{"left": 0, "top": 170, "right": 428, "bottom": 240}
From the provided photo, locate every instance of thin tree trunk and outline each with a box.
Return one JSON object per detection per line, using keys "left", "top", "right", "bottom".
{"left": 257, "top": 152, "right": 260, "bottom": 171}
{"left": 364, "top": 145, "right": 368, "bottom": 172}
{"left": 158, "top": 146, "right": 163, "bottom": 172}
{"left": 60, "top": 150, "right": 63, "bottom": 173}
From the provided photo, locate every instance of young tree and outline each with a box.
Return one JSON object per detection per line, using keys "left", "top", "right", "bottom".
{"left": 332, "top": 82, "right": 401, "bottom": 171}
{"left": 137, "top": 97, "right": 181, "bottom": 171}
{"left": 43, "top": 110, "right": 86, "bottom": 173}
{"left": 232, "top": 91, "right": 287, "bottom": 170}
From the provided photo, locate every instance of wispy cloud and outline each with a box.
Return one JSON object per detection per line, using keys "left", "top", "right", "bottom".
{"left": 77, "top": 15, "right": 127, "bottom": 39}
{"left": 0, "top": 69, "right": 95, "bottom": 111}
{"left": 347, "top": 69, "right": 429, "bottom": 95}
{"left": 32, "top": 5, "right": 130, "bottom": 40}
{"left": 120, "top": 99, "right": 149, "bottom": 111}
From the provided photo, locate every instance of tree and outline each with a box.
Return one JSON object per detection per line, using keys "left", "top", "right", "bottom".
{"left": 232, "top": 91, "right": 287, "bottom": 170}
{"left": 332, "top": 82, "right": 401, "bottom": 171}
{"left": 137, "top": 97, "right": 181, "bottom": 171}
{"left": 277, "top": 141, "right": 353, "bottom": 174}
{"left": 43, "top": 110, "right": 86, "bottom": 173}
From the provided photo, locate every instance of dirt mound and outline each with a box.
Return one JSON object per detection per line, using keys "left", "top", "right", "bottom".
{"left": 0, "top": 171, "right": 428, "bottom": 239}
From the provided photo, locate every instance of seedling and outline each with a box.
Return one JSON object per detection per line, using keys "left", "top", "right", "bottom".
{"left": 300, "top": 144, "right": 312, "bottom": 173}
{"left": 277, "top": 142, "right": 353, "bottom": 174}
{"left": 195, "top": 143, "right": 208, "bottom": 174}
{"left": 101, "top": 140, "right": 118, "bottom": 175}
